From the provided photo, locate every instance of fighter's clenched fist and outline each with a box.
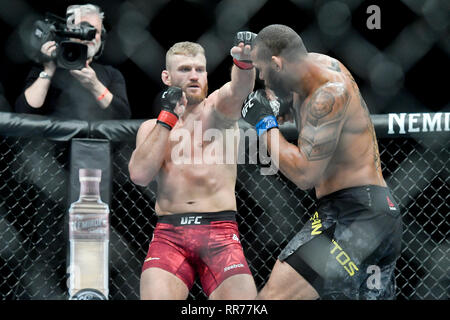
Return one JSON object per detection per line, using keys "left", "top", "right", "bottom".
{"left": 156, "top": 86, "right": 186, "bottom": 130}
{"left": 230, "top": 31, "right": 257, "bottom": 70}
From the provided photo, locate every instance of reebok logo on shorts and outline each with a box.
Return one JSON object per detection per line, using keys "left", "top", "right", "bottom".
{"left": 224, "top": 263, "right": 244, "bottom": 272}
{"left": 386, "top": 196, "right": 397, "bottom": 211}
{"left": 232, "top": 233, "right": 240, "bottom": 243}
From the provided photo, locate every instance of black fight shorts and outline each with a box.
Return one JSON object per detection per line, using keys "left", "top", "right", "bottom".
{"left": 278, "top": 185, "right": 402, "bottom": 300}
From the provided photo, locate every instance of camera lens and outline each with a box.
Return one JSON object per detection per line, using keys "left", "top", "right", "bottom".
{"left": 63, "top": 45, "right": 81, "bottom": 62}
{"left": 57, "top": 41, "right": 87, "bottom": 69}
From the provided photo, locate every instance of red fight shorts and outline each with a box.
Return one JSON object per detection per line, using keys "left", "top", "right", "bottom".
{"left": 141, "top": 211, "right": 253, "bottom": 296}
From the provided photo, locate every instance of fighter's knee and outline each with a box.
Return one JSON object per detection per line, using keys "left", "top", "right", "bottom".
{"left": 140, "top": 268, "right": 190, "bottom": 300}
{"left": 140, "top": 284, "right": 152, "bottom": 300}
{"left": 140, "top": 280, "right": 155, "bottom": 300}
{"left": 255, "top": 282, "right": 277, "bottom": 300}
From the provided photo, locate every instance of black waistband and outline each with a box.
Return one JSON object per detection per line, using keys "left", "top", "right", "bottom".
{"left": 318, "top": 185, "right": 390, "bottom": 205}
{"left": 316, "top": 185, "right": 398, "bottom": 220}
{"left": 157, "top": 210, "right": 236, "bottom": 226}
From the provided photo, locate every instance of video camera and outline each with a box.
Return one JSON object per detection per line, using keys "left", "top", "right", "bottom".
{"left": 30, "top": 13, "right": 97, "bottom": 70}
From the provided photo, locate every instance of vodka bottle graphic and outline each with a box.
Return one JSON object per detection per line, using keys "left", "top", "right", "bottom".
{"left": 68, "top": 168, "right": 109, "bottom": 300}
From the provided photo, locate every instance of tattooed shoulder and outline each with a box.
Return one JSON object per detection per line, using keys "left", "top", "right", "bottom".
{"left": 299, "top": 83, "right": 350, "bottom": 161}
{"left": 305, "top": 83, "right": 349, "bottom": 126}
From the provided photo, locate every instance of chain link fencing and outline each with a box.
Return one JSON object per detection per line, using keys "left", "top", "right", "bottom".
{"left": 0, "top": 114, "right": 448, "bottom": 300}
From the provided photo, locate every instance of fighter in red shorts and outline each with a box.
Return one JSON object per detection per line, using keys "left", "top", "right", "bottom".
{"left": 128, "top": 33, "right": 257, "bottom": 299}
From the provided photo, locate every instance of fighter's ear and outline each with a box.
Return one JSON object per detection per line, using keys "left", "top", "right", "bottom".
{"left": 271, "top": 56, "right": 283, "bottom": 72}
{"left": 161, "top": 70, "right": 171, "bottom": 86}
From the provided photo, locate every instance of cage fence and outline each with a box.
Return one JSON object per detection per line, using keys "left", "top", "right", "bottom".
{"left": 0, "top": 120, "right": 448, "bottom": 300}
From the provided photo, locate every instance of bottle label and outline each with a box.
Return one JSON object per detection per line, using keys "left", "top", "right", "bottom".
{"left": 75, "top": 218, "right": 106, "bottom": 231}
{"left": 69, "top": 214, "right": 109, "bottom": 239}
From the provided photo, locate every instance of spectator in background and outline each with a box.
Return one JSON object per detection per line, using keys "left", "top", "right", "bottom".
{"left": 15, "top": 4, "right": 131, "bottom": 120}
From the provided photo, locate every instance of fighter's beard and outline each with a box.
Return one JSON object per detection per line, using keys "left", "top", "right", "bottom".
{"left": 185, "top": 83, "right": 208, "bottom": 106}
{"left": 266, "top": 68, "right": 291, "bottom": 99}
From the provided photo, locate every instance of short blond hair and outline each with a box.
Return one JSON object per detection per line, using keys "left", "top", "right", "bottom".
{"left": 166, "top": 41, "right": 205, "bottom": 69}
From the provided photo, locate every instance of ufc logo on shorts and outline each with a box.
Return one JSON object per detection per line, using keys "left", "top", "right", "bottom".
{"left": 180, "top": 216, "right": 202, "bottom": 225}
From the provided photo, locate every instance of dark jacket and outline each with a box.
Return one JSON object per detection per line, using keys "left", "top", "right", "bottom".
{"left": 15, "top": 62, "right": 131, "bottom": 120}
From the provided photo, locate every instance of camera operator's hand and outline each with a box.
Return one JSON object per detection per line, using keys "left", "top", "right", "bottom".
{"left": 70, "top": 62, "right": 112, "bottom": 108}
{"left": 40, "top": 41, "right": 57, "bottom": 76}
{"left": 69, "top": 62, "right": 99, "bottom": 90}
{"left": 23, "top": 40, "right": 57, "bottom": 108}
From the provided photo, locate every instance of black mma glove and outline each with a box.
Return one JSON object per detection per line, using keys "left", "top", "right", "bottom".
{"left": 231, "top": 31, "right": 257, "bottom": 70}
{"left": 157, "top": 86, "right": 183, "bottom": 130}
{"left": 241, "top": 89, "right": 279, "bottom": 136}
{"left": 267, "top": 91, "right": 294, "bottom": 121}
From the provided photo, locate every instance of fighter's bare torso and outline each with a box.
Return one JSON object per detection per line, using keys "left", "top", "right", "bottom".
{"left": 292, "top": 53, "right": 386, "bottom": 198}
{"left": 142, "top": 96, "right": 240, "bottom": 216}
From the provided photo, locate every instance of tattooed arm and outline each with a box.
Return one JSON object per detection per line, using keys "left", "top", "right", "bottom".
{"left": 264, "top": 82, "right": 350, "bottom": 189}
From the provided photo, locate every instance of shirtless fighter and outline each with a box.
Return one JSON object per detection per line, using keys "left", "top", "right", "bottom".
{"left": 128, "top": 32, "right": 257, "bottom": 299}
{"left": 241, "top": 24, "right": 402, "bottom": 299}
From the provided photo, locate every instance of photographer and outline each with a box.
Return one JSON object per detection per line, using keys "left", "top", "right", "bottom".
{"left": 15, "top": 4, "right": 131, "bottom": 120}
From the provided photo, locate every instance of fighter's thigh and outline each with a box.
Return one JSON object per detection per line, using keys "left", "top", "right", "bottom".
{"left": 257, "top": 259, "right": 319, "bottom": 300}
{"left": 140, "top": 267, "right": 189, "bottom": 300}
{"left": 209, "top": 274, "right": 257, "bottom": 300}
